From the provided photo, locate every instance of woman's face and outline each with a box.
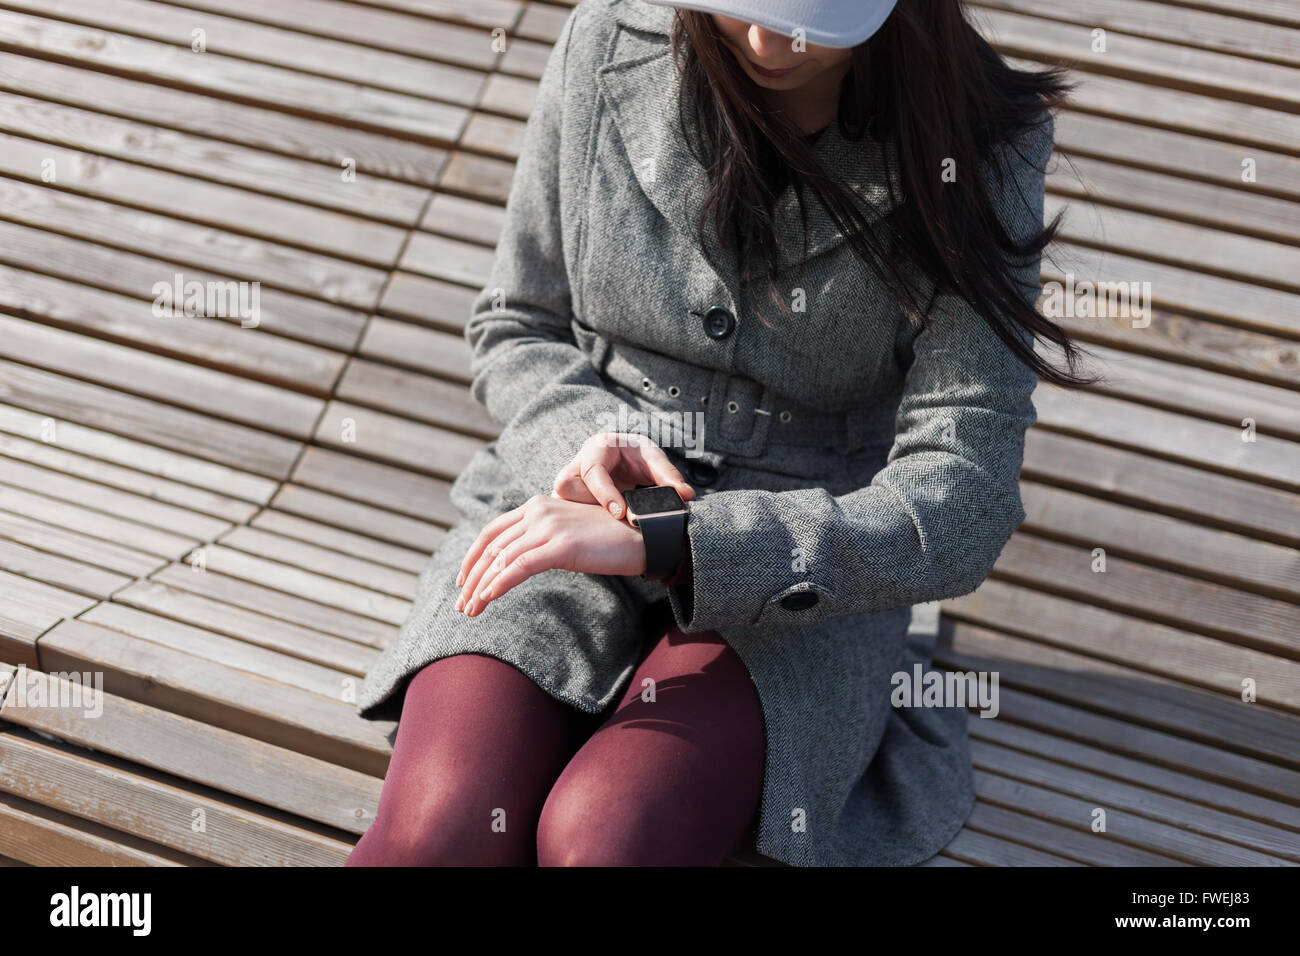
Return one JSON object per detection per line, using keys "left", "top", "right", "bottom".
{"left": 710, "top": 14, "right": 855, "bottom": 91}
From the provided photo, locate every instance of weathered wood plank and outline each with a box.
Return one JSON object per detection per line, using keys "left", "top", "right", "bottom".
{"left": 112, "top": 579, "right": 377, "bottom": 675}
{"left": 0, "top": 10, "right": 469, "bottom": 143}
{"left": 40, "top": 619, "right": 395, "bottom": 776}
{"left": 0, "top": 55, "right": 449, "bottom": 186}
{"left": 0, "top": 668, "right": 382, "bottom": 834}
{"left": 0, "top": 401, "right": 279, "bottom": 504}
{"left": 0, "top": 729, "right": 352, "bottom": 866}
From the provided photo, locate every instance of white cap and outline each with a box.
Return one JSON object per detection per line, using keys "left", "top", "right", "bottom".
{"left": 642, "top": 0, "right": 899, "bottom": 48}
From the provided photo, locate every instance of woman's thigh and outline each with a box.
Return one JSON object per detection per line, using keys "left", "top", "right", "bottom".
{"left": 536, "top": 624, "right": 767, "bottom": 866}
{"left": 346, "top": 653, "right": 601, "bottom": 866}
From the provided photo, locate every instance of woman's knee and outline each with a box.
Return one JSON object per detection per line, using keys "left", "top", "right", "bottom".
{"left": 535, "top": 770, "right": 663, "bottom": 867}
{"left": 347, "top": 775, "right": 528, "bottom": 867}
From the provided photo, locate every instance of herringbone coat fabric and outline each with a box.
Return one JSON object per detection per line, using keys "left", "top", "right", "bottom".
{"left": 356, "top": 0, "right": 1052, "bottom": 866}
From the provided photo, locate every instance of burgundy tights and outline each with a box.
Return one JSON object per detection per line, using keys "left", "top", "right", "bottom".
{"left": 345, "top": 625, "right": 766, "bottom": 866}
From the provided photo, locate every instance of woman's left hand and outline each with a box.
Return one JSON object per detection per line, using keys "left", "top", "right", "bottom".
{"left": 454, "top": 494, "right": 644, "bottom": 616}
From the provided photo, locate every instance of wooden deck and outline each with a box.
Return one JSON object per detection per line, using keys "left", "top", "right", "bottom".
{"left": 0, "top": 0, "right": 1296, "bottom": 867}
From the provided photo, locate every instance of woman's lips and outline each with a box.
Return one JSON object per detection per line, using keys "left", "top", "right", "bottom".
{"left": 748, "top": 61, "right": 797, "bottom": 78}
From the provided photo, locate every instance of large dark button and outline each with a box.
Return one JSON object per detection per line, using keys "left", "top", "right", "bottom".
{"left": 686, "top": 460, "right": 718, "bottom": 487}
{"left": 780, "top": 591, "right": 819, "bottom": 611}
{"left": 702, "top": 306, "right": 736, "bottom": 340}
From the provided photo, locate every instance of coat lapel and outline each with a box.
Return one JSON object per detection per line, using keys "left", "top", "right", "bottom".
{"left": 598, "top": 0, "right": 900, "bottom": 277}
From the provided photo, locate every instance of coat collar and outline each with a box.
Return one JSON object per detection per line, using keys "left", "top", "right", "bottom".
{"left": 598, "top": 0, "right": 900, "bottom": 276}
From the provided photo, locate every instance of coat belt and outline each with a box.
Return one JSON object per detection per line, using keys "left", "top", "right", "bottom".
{"left": 578, "top": 328, "right": 896, "bottom": 458}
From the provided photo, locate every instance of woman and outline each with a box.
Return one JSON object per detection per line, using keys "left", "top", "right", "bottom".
{"left": 348, "top": 0, "right": 1097, "bottom": 867}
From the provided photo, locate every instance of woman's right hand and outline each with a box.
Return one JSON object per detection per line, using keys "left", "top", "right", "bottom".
{"left": 552, "top": 432, "right": 696, "bottom": 519}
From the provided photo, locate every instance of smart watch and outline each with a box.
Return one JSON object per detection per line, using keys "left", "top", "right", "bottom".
{"left": 622, "top": 485, "right": 689, "bottom": 581}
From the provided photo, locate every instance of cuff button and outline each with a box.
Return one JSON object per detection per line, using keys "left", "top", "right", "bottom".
{"left": 780, "top": 591, "right": 819, "bottom": 611}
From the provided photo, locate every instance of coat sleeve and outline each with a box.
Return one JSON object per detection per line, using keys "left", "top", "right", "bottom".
{"left": 466, "top": 3, "right": 630, "bottom": 500}
{"left": 666, "top": 113, "right": 1055, "bottom": 633}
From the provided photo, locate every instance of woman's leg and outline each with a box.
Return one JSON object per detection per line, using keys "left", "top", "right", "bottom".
{"left": 536, "top": 625, "right": 767, "bottom": 866}
{"left": 346, "top": 653, "right": 600, "bottom": 866}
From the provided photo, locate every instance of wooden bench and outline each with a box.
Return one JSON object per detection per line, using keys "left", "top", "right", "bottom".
{"left": 0, "top": 0, "right": 1296, "bottom": 866}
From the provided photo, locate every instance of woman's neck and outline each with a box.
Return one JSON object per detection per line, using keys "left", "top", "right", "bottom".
{"left": 758, "top": 61, "right": 852, "bottom": 136}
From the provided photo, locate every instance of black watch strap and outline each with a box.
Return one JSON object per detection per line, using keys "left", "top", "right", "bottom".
{"left": 638, "top": 510, "right": 688, "bottom": 580}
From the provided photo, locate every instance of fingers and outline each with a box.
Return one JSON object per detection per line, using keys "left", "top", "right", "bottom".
{"left": 468, "top": 542, "right": 562, "bottom": 614}
{"left": 456, "top": 518, "right": 529, "bottom": 613}
{"left": 455, "top": 501, "right": 528, "bottom": 589}
{"left": 636, "top": 440, "right": 696, "bottom": 501}
{"left": 576, "top": 435, "right": 626, "bottom": 518}
{"left": 552, "top": 457, "right": 599, "bottom": 504}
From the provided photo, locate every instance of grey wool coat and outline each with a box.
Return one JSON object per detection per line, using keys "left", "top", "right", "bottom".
{"left": 357, "top": 0, "right": 1052, "bottom": 866}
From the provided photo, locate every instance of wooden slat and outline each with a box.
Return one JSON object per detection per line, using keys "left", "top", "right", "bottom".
{"left": 0, "top": 176, "right": 388, "bottom": 310}
{"left": 0, "top": 360, "right": 303, "bottom": 479}
{"left": 360, "top": 317, "right": 473, "bottom": 381}
{"left": 0, "top": 91, "right": 430, "bottom": 223}
{"left": 217, "top": 525, "right": 419, "bottom": 601}
{"left": 978, "top": 0, "right": 1300, "bottom": 66}
{"left": 0, "top": 668, "right": 382, "bottom": 834}
{"left": 312, "top": 401, "right": 483, "bottom": 480}
{"left": 964, "top": 796, "right": 1185, "bottom": 864}
{"left": 980, "top": 7, "right": 1300, "bottom": 111}
{"left": 291, "top": 447, "right": 458, "bottom": 527}
{"left": 941, "top": 822, "right": 1083, "bottom": 866}
{"left": 0, "top": 509, "right": 164, "bottom": 579}
{"left": 0, "top": 537, "right": 131, "bottom": 599}
{"left": 0, "top": 219, "right": 367, "bottom": 353}
{"left": 0, "top": 790, "right": 191, "bottom": 865}
{"left": 0, "top": 401, "right": 279, "bottom": 504}
{"left": 0, "top": 130, "right": 409, "bottom": 265}
{"left": 0, "top": 431, "right": 259, "bottom": 525}
{"left": 0, "top": 484, "right": 199, "bottom": 560}
{"left": 939, "top": 620, "right": 1300, "bottom": 768}
{"left": 0, "top": 10, "right": 469, "bottom": 142}
{"left": 269, "top": 484, "right": 446, "bottom": 554}
{"left": 0, "top": 456, "right": 233, "bottom": 542}
{"left": 112, "top": 579, "right": 377, "bottom": 675}
{"left": 967, "top": 710, "right": 1300, "bottom": 830}
{"left": 0, "top": 728, "right": 351, "bottom": 866}
{"left": 148, "top": 563, "right": 397, "bottom": 648}
{"left": 1033, "top": 384, "right": 1300, "bottom": 491}
{"left": 40, "top": 618, "right": 395, "bottom": 776}
{"left": 987, "top": 538, "right": 1300, "bottom": 666}
{"left": 173, "top": 0, "right": 501, "bottom": 70}
{"left": 0, "top": 55, "right": 449, "bottom": 186}
{"left": 335, "top": 359, "right": 497, "bottom": 438}
{"left": 376, "top": 273, "right": 478, "bottom": 332}
{"left": 249, "top": 509, "right": 430, "bottom": 575}
{"left": 1017, "top": 480, "right": 1300, "bottom": 600}
{"left": 0, "top": 315, "right": 324, "bottom": 439}
{"left": 14, "top": 0, "right": 487, "bottom": 103}
{"left": 974, "top": 770, "right": 1288, "bottom": 864}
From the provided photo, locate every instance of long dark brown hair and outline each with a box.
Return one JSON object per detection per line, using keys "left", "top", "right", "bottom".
{"left": 669, "top": 3, "right": 1100, "bottom": 388}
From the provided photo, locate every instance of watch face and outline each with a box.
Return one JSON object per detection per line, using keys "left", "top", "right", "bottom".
{"left": 624, "top": 485, "right": 686, "bottom": 517}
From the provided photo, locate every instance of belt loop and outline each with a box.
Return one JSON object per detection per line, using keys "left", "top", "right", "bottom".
{"left": 588, "top": 334, "right": 611, "bottom": 375}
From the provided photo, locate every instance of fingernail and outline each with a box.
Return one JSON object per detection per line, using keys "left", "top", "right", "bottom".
{"left": 455, "top": 595, "right": 463, "bottom": 612}
{"left": 609, "top": 502, "right": 622, "bottom": 515}
{"left": 478, "top": 588, "right": 491, "bottom": 601}
{"left": 455, "top": 573, "right": 464, "bottom": 586}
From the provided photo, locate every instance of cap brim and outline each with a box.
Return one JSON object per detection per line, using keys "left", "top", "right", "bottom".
{"left": 643, "top": 0, "right": 898, "bottom": 48}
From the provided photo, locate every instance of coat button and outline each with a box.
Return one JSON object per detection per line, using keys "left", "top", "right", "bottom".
{"left": 686, "top": 460, "right": 718, "bottom": 487}
{"left": 781, "top": 591, "right": 819, "bottom": 611}
{"left": 702, "top": 306, "right": 736, "bottom": 340}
